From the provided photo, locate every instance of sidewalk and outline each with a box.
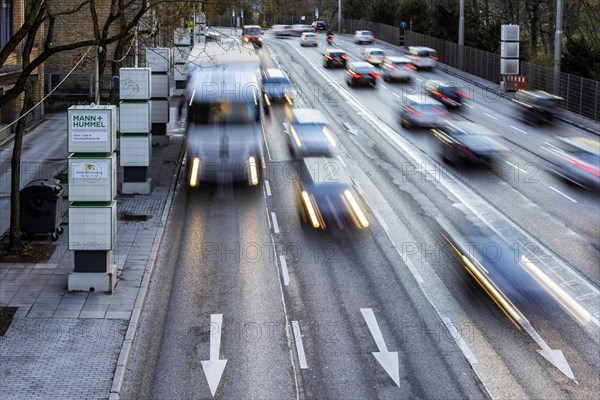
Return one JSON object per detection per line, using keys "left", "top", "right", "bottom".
{"left": 0, "top": 106, "right": 185, "bottom": 399}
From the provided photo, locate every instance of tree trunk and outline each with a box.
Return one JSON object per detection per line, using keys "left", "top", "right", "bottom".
{"left": 9, "top": 82, "right": 33, "bottom": 250}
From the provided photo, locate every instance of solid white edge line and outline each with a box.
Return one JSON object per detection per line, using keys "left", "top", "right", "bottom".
{"left": 441, "top": 315, "right": 478, "bottom": 365}
{"left": 265, "top": 180, "right": 272, "bottom": 196}
{"left": 261, "top": 119, "right": 273, "bottom": 161}
{"left": 292, "top": 321, "right": 308, "bottom": 369}
{"left": 510, "top": 125, "right": 528, "bottom": 134}
{"left": 336, "top": 155, "right": 347, "bottom": 167}
{"left": 483, "top": 112, "right": 498, "bottom": 120}
{"left": 549, "top": 186, "right": 578, "bottom": 203}
{"left": 279, "top": 255, "right": 290, "bottom": 285}
{"left": 271, "top": 211, "right": 280, "bottom": 233}
{"left": 504, "top": 160, "right": 527, "bottom": 174}
{"left": 371, "top": 209, "right": 389, "bottom": 231}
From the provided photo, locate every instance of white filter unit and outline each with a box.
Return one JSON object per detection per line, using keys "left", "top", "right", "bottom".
{"left": 501, "top": 59, "right": 520, "bottom": 75}
{"left": 119, "top": 102, "right": 151, "bottom": 133}
{"left": 174, "top": 64, "right": 187, "bottom": 82}
{"left": 69, "top": 202, "right": 117, "bottom": 250}
{"left": 151, "top": 100, "right": 169, "bottom": 123}
{"left": 173, "top": 47, "right": 191, "bottom": 64}
{"left": 120, "top": 135, "right": 152, "bottom": 166}
{"left": 68, "top": 154, "right": 117, "bottom": 202}
{"left": 68, "top": 105, "right": 117, "bottom": 153}
{"left": 151, "top": 74, "right": 169, "bottom": 98}
{"left": 174, "top": 28, "right": 192, "bottom": 45}
{"left": 146, "top": 48, "right": 171, "bottom": 72}
{"left": 120, "top": 68, "right": 152, "bottom": 100}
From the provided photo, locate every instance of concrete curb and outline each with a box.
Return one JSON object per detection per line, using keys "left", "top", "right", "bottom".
{"left": 109, "top": 138, "right": 185, "bottom": 400}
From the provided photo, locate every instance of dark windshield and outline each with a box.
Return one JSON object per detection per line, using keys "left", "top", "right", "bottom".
{"left": 189, "top": 102, "right": 258, "bottom": 125}
{"left": 244, "top": 27, "right": 261, "bottom": 35}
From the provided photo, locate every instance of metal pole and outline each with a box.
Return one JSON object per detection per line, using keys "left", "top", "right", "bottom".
{"left": 553, "top": 0, "right": 563, "bottom": 94}
{"left": 134, "top": 24, "right": 139, "bottom": 67}
{"left": 338, "top": 0, "right": 341, "bottom": 33}
{"left": 458, "top": 0, "right": 464, "bottom": 70}
{"left": 94, "top": 46, "right": 101, "bottom": 104}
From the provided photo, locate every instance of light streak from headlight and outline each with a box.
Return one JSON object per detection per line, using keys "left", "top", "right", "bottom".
{"left": 190, "top": 157, "right": 200, "bottom": 187}
{"left": 520, "top": 255, "right": 592, "bottom": 325}
{"left": 290, "top": 126, "right": 302, "bottom": 147}
{"left": 263, "top": 93, "right": 271, "bottom": 106}
{"left": 301, "top": 191, "right": 320, "bottom": 228}
{"left": 322, "top": 126, "right": 337, "bottom": 147}
{"left": 248, "top": 156, "right": 259, "bottom": 186}
{"left": 344, "top": 190, "right": 369, "bottom": 227}
{"left": 189, "top": 89, "right": 196, "bottom": 106}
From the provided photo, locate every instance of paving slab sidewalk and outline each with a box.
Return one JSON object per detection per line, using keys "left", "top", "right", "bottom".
{"left": 0, "top": 105, "right": 185, "bottom": 399}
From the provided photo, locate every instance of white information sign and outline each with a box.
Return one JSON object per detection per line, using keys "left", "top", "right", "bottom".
{"left": 71, "top": 160, "right": 109, "bottom": 181}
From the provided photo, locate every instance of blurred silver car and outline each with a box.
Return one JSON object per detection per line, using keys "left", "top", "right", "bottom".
{"left": 300, "top": 32, "right": 318, "bottom": 47}
{"left": 431, "top": 121, "right": 509, "bottom": 164}
{"left": 354, "top": 30, "right": 375, "bottom": 44}
{"left": 546, "top": 136, "right": 600, "bottom": 189}
{"left": 381, "top": 56, "right": 415, "bottom": 82}
{"left": 399, "top": 94, "right": 449, "bottom": 128}
{"left": 363, "top": 48, "right": 385, "bottom": 66}
{"left": 288, "top": 109, "right": 337, "bottom": 158}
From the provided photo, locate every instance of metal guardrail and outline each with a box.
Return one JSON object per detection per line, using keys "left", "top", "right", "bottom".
{"left": 343, "top": 19, "right": 599, "bottom": 122}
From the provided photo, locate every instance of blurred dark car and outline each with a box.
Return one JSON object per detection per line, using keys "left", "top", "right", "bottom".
{"left": 261, "top": 68, "right": 292, "bottom": 114}
{"left": 399, "top": 94, "right": 448, "bottom": 129}
{"left": 288, "top": 109, "right": 337, "bottom": 158}
{"left": 513, "top": 90, "right": 563, "bottom": 124}
{"left": 204, "top": 27, "right": 221, "bottom": 42}
{"left": 441, "top": 225, "right": 545, "bottom": 321}
{"left": 425, "top": 80, "right": 469, "bottom": 108}
{"left": 546, "top": 136, "right": 600, "bottom": 189}
{"left": 312, "top": 21, "right": 327, "bottom": 30}
{"left": 323, "top": 49, "right": 348, "bottom": 68}
{"left": 346, "top": 61, "right": 379, "bottom": 87}
{"left": 242, "top": 25, "right": 263, "bottom": 47}
{"left": 431, "top": 121, "right": 509, "bottom": 164}
{"left": 296, "top": 157, "right": 369, "bottom": 230}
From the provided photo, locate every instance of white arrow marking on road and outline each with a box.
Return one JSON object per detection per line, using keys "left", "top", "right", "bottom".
{"left": 360, "top": 308, "right": 400, "bottom": 387}
{"left": 201, "top": 314, "right": 228, "bottom": 397}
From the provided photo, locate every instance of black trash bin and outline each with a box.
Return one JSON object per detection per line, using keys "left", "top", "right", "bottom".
{"left": 20, "top": 179, "right": 65, "bottom": 241}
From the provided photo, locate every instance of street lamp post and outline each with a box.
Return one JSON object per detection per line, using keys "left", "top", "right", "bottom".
{"left": 458, "top": 0, "right": 464, "bottom": 70}
{"left": 553, "top": 0, "right": 564, "bottom": 94}
{"left": 338, "top": 0, "right": 341, "bottom": 33}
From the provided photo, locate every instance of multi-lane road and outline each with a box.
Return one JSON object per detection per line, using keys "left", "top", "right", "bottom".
{"left": 122, "top": 30, "right": 600, "bottom": 399}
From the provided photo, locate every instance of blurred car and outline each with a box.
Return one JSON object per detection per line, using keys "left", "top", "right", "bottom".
{"left": 291, "top": 24, "right": 315, "bottom": 36}
{"left": 311, "top": 21, "right": 327, "bottom": 30}
{"left": 381, "top": 56, "right": 415, "bottom": 82}
{"left": 441, "top": 224, "right": 545, "bottom": 320}
{"left": 546, "top": 136, "right": 600, "bottom": 189}
{"left": 346, "top": 61, "right": 379, "bottom": 87}
{"left": 399, "top": 94, "right": 448, "bottom": 129}
{"left": 431, "top": 121, "right": 509, "bottom": 164}
{"left": 323, "top": 49, "right": 348, "bottom": 68}
{"left": 300, "top": 32, "right": 319, "bottom": 47}
{"left": 242, "top": 25, "right": 263, "bottom": 47}
{"left": 272, "top": 24, "right": 293, "bottom": 37}
{"left": 513, "top": 90, "right": 563, "bottom": 124}
{"left": 261, "top": 68, "right": 292, "bottom": 114}
{"left": 363, "top": 48, "right": 385, "bottom": 66}
{"left": 407, "top": 46, "right": 438, "bottom": 70}
{"left": 354, "top": 30, "right": 375, "bottom": 44}
{"left": 204, "top": 27, "right": 221, "bottom": 42}
{"left": 296, "top": 156, "right": 369, "bottom": 230}
{"left": 288, "top": 108, "right": 337, "bottom": 158}
{"left": 425, "top": 80, "right": 469, "bottom": 108}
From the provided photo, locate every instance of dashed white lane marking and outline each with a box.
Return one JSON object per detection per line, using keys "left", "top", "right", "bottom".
{"left": 292, "top": 321, "right": 308, "bottom": 369}
{"left": 279, "top": 255, "right": 290, "bottom": 285}
{"left": 505, "top": 161, "right": 527, "bottom": 174}
{"left": 271, "top": 212, "right": 280, "bottom": 233}
{"left": 441, "top": 315, "right": 478, "bottom": 364}
{"left": 336, "top": 155, "right": 347, "bottom": 167}
{"left": 549, "top": 186, "right": 578, "bottom": 203}
{"left": 415, "top": 78, "right": 423, "bottom": 82}
{"left": 372, "top": 209, "right": 389, "bottom": 231}
{"left": 380, "top": 84, "right": 388, "bottom": 89}
{"left": 265, "top": 180, "right": 272, "bottom": 196}
{"left": 463, "top": 103, "right": 474, "bottom": 109}
{"left": 483, "top": 112, "right": 498, "bottom": 120}
{"left": 392, "top": 92, "right": 400, "bottom": 98}
{"left": 511, "top": 125, "right": 528, "bottom": 134}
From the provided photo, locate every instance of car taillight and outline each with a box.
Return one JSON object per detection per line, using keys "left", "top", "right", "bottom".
{"left": 369, "top": 72, "right": 380, "bottom": 79}
{"left": 341, "top": 55, "right": 348, "bottom": 60}
{"left": 312, "top": 37, "right": 318, "bottom": 40}
{"left": 566, "top": 157, "right": 600, "bottom": 176}
{"left": 406, "top": 107, "right": 422, "bottom": 117}
{"left": 433, "top": 107, "right": 449, "bottom": 117}
{"left": 351, "top": 72, "right": 362, "bottom": 79}
{"left": 370, "top": 35, "right": 375, "bottom": 38}
{"left": 302, "top": 37, "right": 307, "bottom": 40}
{"left": 406, "top": 64, "right": 417, "bottom": 70}
{"left": 430, "top": 55, "right": 439, "bottom": 60}
{"left": 390, "top": 65, "right": 398, "bottom": 70}
{"left": 432, "top": 90, "right": 447, "bottom": 99}
{"left": 326, "top": 55, "right": 333, "bottom": 60}
{"left": 456, "top": 90, "right": 470, "bottom": 99}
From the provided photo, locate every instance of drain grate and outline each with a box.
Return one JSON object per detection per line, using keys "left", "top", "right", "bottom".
{"left": 119, "top": 213, "right": 152, "bottom": 221}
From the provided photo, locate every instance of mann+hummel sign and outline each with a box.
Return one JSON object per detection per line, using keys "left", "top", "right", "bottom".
{"left": 68, "top": 105, "right": 117, "bottom": 153}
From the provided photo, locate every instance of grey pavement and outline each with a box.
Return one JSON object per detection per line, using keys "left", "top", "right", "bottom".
{"left": 0, "top": 104, "right": 185, "bottom": 399}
